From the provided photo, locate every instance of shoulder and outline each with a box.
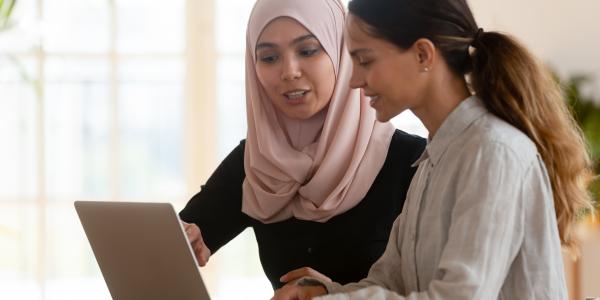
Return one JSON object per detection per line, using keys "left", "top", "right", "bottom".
{"left": 389, "top": 129, "right": 427, "bottom": 154}
{"left": 205, "top": 139, "right": 247, "bottom": 186}
{"left": 462, "top": 113, "right": 538, "bottom": 170}
{"left": 226, "top": 139, "right": 246, "bottom": 162}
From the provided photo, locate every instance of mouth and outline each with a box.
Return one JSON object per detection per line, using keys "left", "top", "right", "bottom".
{"left": 283, "top": 89, "right": 310, "bottom": 102}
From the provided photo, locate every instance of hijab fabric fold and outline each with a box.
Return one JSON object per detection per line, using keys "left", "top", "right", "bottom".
{"left": 242, "top": 0, "right": 395, "bottom": 223}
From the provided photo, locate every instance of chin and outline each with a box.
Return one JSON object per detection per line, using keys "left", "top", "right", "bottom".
{"left": 282, "top": 110, "right": 313, "bottom": 120}
{"left": 375, "top": 111, "right": 392, "bottom": 123}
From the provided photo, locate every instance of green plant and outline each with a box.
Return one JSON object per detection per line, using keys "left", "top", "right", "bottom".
{"left": 558, "top": 73, "right": 600, "bottom": 209}
{"left": 0, "top": 0, "right": 17, "bottom": 31}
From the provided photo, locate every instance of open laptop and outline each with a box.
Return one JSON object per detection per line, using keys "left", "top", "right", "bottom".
{"left": 74, "top": 201, "right": 211, "bottom": 300}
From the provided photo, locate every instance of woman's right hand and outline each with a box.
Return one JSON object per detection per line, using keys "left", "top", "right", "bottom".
{"left": 181, "top": 221, "right": 211, "bottom": 266}
{"left": 280, "top": 267, "right": 331, "bottom": 285}
{"left": 271, "top": 284, "right": 327, "bottom": 300}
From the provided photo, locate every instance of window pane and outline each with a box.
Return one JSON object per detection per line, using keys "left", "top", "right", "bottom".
{"left": 0, "top": 203, "right": 41, "bottom": 300}
{"left": 45, "top": 203, "right": 110, "bottom": 300}
{"left": 43, "top": 0, "right": 109, "bottom": 53}
{"left": 117, "top": 59, "right": 185, "bottom": 199}
{"left": 215, "top": 0, "right": 253, "bottom": 160}
{"left": 44, "top": 58, "right": 111, "bottom": 200}
{"left": 216, "top": 54, "right": 246, "bottom": 160}
{"left": 215, "top": 0, "right": 254, "bottom": 54}
{"left": 0, "top": 56, "right": 37, "bottom": 199}
{"left": 116, "top": 0, "right": 184, "bottom": 54}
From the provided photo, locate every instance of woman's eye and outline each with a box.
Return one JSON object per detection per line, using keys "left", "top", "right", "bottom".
{"left": 357, "top": 57, "right": 373, "bottom": 67}
{"left": 299, "top": 48, "right": 319, "bottom": 57}
{"left": 259, "top": 54, "right": 278, "bottom": 63}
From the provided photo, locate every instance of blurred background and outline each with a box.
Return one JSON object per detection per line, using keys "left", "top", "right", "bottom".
{"left": 0, "top": 0, "right": 598, "bottom": 299}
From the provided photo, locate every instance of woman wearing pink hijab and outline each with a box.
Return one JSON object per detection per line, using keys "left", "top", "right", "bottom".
{"left": 179, "top": 0, "right": 425, "bottom": 290}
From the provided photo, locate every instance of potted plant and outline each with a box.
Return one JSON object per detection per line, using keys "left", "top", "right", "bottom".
{"left": 559, "top": 73, "right": 600, "bottom": 215}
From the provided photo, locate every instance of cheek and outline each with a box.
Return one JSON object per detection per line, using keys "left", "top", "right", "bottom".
{"left": 255, "top": 65, "right": 279, "bottom": 94}
{"left": 311, "top": 56, "right": 336, "bottom": 101}
{"left": 381, "top": 61, "right": 419, "bottom": 100}
{"left": 368, "top": 65, "right": 394, "bottom": 93}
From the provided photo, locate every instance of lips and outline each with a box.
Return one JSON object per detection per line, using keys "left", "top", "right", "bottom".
{"left": 283, "top": 89, "right": 310, "bottom": 103}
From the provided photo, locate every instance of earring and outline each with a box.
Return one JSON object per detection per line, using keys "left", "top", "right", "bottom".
{"left": 423, "top": 67, "right": 430, "bottom": 72}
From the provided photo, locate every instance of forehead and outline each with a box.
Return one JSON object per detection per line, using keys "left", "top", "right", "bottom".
{"left": 344, "top": 15, "right": 377, "bottom": 56}
{"left": 344, "top": 14, "right": 370, "bottom": 44}
{"left": 344, "top": 15, "right": 401, "bottom": 54}
{"left": 258, "top": 17, "right": 312, "bottom": 43}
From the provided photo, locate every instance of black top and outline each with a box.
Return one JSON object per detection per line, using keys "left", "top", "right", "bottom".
{"left": 179, "top": 130, "right": 426, "bottom": 289}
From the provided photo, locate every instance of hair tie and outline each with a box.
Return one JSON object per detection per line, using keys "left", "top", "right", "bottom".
{"left": 472, "top": 28, "right": 484, "bottom": 46}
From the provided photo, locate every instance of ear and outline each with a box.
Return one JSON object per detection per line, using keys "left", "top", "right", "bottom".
{"left": 412, "top": 38, "right": 436, "bottom": 72}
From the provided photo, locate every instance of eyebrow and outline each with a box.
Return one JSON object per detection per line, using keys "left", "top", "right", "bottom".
{"left": 256, "top": 34, "right": 318, "bottom": 51}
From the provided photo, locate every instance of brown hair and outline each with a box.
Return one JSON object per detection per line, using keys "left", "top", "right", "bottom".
{"left": 349, "top": 0, "right": 595, "bottom": 255}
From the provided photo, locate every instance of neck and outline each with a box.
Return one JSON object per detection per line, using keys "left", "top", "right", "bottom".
{"left": 412, "top": 70, "right": 471, "bottom": 139}
{"left": 279, "top": 108, "right": 327, "bottom": 150}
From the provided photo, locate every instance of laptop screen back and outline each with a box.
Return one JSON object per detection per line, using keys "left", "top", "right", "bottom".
{"left": 75, "top": 201, "right": 211, "bottom": 300}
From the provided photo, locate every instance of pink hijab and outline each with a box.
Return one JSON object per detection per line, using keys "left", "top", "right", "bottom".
{"left": 242, "top": 0, "right": 395, "bottom": 223}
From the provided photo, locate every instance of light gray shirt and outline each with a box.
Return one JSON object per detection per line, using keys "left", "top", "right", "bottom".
{"left": 315, "top": 96, "right": 567, "bottom": 299}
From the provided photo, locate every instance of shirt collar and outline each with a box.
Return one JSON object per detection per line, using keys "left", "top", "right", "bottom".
{"left": 412, "top": 96, "right": 487, "bottom": 167}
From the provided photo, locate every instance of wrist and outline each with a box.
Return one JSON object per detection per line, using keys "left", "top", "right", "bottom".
{"left": 297, "top": 277, "right": 329, "bottom": 294}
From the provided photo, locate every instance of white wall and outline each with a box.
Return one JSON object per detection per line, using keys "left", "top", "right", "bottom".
{"left": 469, "top": 0, "right": 600, "bottom": 103}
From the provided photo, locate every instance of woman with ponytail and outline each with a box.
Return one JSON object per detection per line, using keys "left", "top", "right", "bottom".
{"left": 272, "top": 0, "right": 594, "bottom": 299}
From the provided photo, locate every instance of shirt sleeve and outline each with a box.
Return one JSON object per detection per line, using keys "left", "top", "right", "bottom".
{"left": 178, "top": 140, "right": 251, "bottom": 254}
{"left": 317, "top": 141, "right": 536, "bottom": 300}
{"left": 315, "top": 211, "right": 407, "bottom": 296}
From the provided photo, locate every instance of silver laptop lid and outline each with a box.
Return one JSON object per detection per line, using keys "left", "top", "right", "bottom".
{"left": 75, "top": 201, "right": 211, "bottom": 300}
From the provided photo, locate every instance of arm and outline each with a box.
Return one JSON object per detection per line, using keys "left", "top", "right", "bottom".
{"left": 312, "top": 143, "right": 529, "bottom": 300}
{"left": 179, "top": 140, "right": 252, "bottom": 256}
{"left": 272, "top": 215, "right": 407, "bottom": 300}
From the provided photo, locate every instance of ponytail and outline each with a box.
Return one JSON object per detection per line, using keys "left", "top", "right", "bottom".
{"left": 470, "top": 31, "right": 595, "bottom": 255}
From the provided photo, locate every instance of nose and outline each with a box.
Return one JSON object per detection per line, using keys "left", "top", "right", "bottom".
{"left": 281, "top": 56, "right": 301, "bottom": 81}
{"left": 349, "top": 67, "right": 365, "bottom": 89}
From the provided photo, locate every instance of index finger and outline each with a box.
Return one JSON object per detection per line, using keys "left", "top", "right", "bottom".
{"left": 183, "top": 223, "right": 200, "bottom": 243}
{"left": 271, "top": 284, "right": 300, "bottom": 300}
{"left": 280, "top": 267, "right": 312, "bottom": 283}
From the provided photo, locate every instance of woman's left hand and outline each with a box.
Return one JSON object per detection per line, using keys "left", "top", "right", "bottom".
{"left": 271, "top": 284, "right": 327, "bottom": 300}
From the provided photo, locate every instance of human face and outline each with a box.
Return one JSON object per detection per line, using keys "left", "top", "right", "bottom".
{"left": 345, "top": 14, "right": 428, "bottom": 122}
{"left": 255, "top": 17, "right": 336, "bottom": 120}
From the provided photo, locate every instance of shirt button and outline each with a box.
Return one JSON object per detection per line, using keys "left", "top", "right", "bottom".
{"left": 307, "top": 247, "right": 313, "bottom": 254}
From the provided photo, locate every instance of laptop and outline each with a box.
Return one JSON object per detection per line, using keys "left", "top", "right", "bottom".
{"left": 74, "top": 201, "right": 211, "bottom": 300}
